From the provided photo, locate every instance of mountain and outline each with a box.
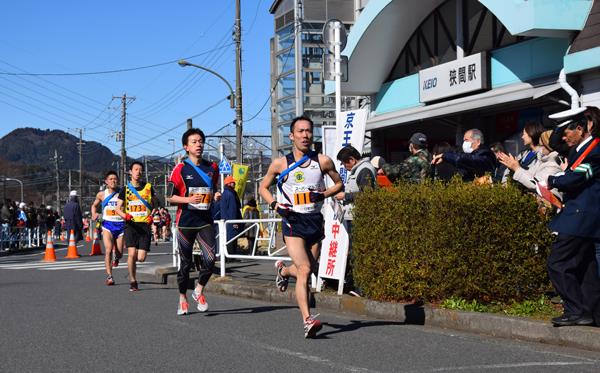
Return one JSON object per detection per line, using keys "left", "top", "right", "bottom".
{"left": 0, "top": 128, "right": 118, "bottom": 172}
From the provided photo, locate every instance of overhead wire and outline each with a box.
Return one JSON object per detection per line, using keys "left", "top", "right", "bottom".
{"left": 0, "top": 46, "right": 235, "bottom": 77}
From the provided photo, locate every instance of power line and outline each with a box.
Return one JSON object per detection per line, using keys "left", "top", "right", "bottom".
{"left": 0, "top": 46, "right": 235, "bottom": 76}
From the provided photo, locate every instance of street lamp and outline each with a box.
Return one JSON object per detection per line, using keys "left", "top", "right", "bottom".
{"left": 178, "top": 59, "right": 242, "bottom": 163}
{"left": 4, "top": 177, "right": 24, "bottom": 202}
{"left": 178, "top": 60, "right": 235, "bottom": 109}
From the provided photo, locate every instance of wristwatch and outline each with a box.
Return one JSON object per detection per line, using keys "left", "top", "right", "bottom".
{"left": 269, "top": 201, "right": 277, "bottom": 210}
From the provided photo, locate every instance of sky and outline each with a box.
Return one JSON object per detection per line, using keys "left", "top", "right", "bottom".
{"left": 0, "top": 0, "right": 274, "bottom": 160}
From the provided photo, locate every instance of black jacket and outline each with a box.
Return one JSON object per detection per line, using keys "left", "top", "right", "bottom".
{"left": 442, "top": 146, "right": 497, "bottom": 182}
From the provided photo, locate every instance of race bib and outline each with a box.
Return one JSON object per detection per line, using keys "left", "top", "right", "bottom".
{"left": 127, "top": 200, "right": 148, "bottom": 217}
{"left": 292, "top": 185, "right": 319, "bottom": 213}
{"left": 189, "top": 187, "right": 213, "bottom": 211}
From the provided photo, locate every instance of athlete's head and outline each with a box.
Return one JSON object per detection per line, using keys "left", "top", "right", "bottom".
{"left": 182, "top": 128, "right": 206, "bottom": 158}
{"left": 289, "top": 116, "right": 314, "bottom": 152}
{"left": 129, "top": 161, "right": 144, "bottom": 182}
{"left": 104, "top": 170, "right": 119, "bottom": 189}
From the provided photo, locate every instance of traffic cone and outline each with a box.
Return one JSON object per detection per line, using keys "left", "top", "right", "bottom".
{"left": 43, "top": 230, "right": 56, "bottom": 262}
{"left": 85, "top": 229, "right": 91, "bottom": 242}
{"left": 89, "top": 230, "right": 103, "bottom": 256}
{"left": 65, "top": 229, "right": 80, "bottom": 259}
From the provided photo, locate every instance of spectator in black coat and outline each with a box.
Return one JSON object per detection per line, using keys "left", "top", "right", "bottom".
{"left": 431, "top": 128, "right": 497, "bottom": 182}
{"left": 63, "top": 190, "right": 83, "bottom": 242}
{"left": 221, "top": 176, "right": 243, "bottom": 255}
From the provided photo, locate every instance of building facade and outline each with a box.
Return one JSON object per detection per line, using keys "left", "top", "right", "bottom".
{"left": 333, "top": 0, "right": 600, "bottom": 163}
{"left": 269, "top": 0, "right": 360, "bottom": 156}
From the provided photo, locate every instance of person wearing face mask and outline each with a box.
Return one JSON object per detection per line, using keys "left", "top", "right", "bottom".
{"left": 381, "top": 132, "right": 431, "bottom": 183}
{"left": 431, "top": 128, "right": 496, "bottom": 182}
{"left": 544, "top": 108, "right": 600, "bottom": 327}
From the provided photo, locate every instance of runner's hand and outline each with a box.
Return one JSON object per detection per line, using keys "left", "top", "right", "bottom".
{"left": 309, "top": 191, "right": 325, "bottom": 203}
{"left": 146, "top": 215, "right": 153, "bottom": 224}
{"left": 124, "top": 213, "right": 133, "bottom": 222}
{"left": 188, "top": 194, "right": 203, "bottom": 204}
{"left": 276, "top": 203, "right": 293, "bottom": 218}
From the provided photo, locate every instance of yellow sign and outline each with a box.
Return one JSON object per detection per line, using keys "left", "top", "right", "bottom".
{"left": 232, "top": 163, "right": 249, "bottom": 200}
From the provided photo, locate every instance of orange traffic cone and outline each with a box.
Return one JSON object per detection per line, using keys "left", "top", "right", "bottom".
{"left": 89, "top": 230, "right": 103, "bottom": 256}
{"left": 85, "top": 229, "right": 91, "bottom": 242}
{"left": 65, "top": 229, "right": 80, "bottom": 259}
{"left": 43, "top": 230, "right": 56, "bottom": 262}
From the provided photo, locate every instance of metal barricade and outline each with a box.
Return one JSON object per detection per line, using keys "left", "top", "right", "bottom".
{"left": 215, "top": 218, "right": 290, "bottom": 277}
{"left": 0, "top": 226, "right": 41, "bottom": 251}
{"left": 170, "top": 218, "right": 291, "bottom": 277}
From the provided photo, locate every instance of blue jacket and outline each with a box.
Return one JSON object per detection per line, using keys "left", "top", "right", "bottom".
{"left": 220, "top": 186, "right": 243, "bottom": 239}
{"left": 442, "top": 146, "right": 497, "bottom": 182}
{"left": 548, "top": 137, "right": 600, "bottom": 238}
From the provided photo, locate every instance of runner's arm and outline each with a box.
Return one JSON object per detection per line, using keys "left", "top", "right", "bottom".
{"left": 319, "top": 154, "right": 344, "bottom": 198}
{"left": 90, "top": 192, "right": 102, "bottom": 221}
{"left": 259, "top": 158, "right": 284, "bottom": 206}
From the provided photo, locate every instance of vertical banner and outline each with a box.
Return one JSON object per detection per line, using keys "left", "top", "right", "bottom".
{"left": 232, "top": 163, "right": 249, "bottom": 200}
{"left": 334, "top": 109, "right": 368, "bottom": 183}
{"left": 317, "top": 109, "right": 368, "bottom": 294}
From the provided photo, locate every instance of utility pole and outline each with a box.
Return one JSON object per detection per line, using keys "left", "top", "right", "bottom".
{"left": 52, "top": 149, "right": 60, "bottom": 212}
{"left": 144, "top": 156, "right": 148, "bottom": 182}
{"left": 294, "top": 0, "right": 304, "bottom": 116}
{"left": 235, "top": 0, "right": 244, "bottom": 163}
{"left": 78, "top": 128, "right": 84, "bottom": 200}
{"left": 68, "top": 170, "right": 72, "bottom": 193}
{"left": 187, "top": 118, "right": 193, "bottom": 130}
{"left": 113, "top": 94, "right": 136, "bottom": 182}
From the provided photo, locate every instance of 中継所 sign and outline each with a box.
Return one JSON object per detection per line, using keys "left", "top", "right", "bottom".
{"left": 419, "top": 52, "right": 489, "bottom": 103}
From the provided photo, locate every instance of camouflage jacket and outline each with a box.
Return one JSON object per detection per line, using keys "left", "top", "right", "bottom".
{"left": 382, "top": 149, "right": 432, "bottom": 183}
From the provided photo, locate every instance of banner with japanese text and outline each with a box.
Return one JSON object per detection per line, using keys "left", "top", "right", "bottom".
{"left": 317, "top": 201, "right": 349, "bottom": 289}
{"left": 334, "top": 109, "right": 368, "bottom": 183}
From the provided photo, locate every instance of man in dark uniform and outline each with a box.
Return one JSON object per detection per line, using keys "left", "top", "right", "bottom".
{"left": 545, "top": 107, "right": 600, "bottom": 327}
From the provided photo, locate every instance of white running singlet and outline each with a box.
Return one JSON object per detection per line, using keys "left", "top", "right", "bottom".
{"left": 102, "top": 190, "right": 124, "bottom": 222}
{"left": 277, "top": 152, "right": 326, "bottom": 214}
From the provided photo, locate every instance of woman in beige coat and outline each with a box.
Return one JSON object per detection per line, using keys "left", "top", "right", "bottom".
{"left": 497, "top": 130, "right": 563, "bottom": 198}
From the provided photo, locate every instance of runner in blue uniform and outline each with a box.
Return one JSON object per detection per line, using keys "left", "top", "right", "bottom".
{"left": 91, "top": 170, "right": 125, "bottom": 286}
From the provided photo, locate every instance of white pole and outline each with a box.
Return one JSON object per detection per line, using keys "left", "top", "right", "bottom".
{"left": 334, "top": 21, "right": 342, "bottom": 124}
{"left": 294, "top": 0, "right": 304, "bottom": 116}
{"left": 219, "top": 142, "right": 225, "bottom": 193}
{"left": 219, "top": 219, "right": 227, "bottom": 277}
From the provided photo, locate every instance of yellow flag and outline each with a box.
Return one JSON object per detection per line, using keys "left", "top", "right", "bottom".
{"left": 232, "top": 163, "right": 249, "bottom": 200}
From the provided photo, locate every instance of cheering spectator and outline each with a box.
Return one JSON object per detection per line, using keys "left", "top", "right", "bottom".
{"left": 431, "top": 128, "right": 496, "bottom": 182}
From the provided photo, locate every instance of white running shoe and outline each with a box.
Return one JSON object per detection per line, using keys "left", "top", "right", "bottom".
{"left": 192, "top": 290, "right": 208, "bottom": 312}
{"left": 177, "top": 301, "right": 189, "bottom": 316}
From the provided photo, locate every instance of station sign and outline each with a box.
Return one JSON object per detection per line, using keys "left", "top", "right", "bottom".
{"left": 419, "top": 52, "right": 489, "bottom": 103}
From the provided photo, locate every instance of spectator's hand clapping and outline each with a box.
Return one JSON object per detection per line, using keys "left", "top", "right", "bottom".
{"left": 497, "top": 152, "right": 519, "bottom": 172}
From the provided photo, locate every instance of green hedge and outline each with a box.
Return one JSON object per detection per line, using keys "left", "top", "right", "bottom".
{"left": 351, "top": 179, "right": 554, "bottom": 303}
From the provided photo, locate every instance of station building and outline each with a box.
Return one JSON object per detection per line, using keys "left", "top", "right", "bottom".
{"left": 332, "top": 0, "right": 600, "bottom": 161}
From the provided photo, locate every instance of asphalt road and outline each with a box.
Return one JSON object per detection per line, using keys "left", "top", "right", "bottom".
{"left": 2, "top": 243, "right": 600, "bottom": 372}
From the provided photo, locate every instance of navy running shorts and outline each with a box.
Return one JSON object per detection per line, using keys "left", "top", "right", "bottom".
{"left": 282, "top": 212, "right": 324, "bottom": 247}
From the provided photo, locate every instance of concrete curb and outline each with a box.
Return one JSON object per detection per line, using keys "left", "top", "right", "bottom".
{"left": 137, "top": 269, "right": 600, "bottom": 352}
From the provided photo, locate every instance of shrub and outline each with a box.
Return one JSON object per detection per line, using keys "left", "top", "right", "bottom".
{"left": 351, "top": 178, "right": 553, "bottom": 303}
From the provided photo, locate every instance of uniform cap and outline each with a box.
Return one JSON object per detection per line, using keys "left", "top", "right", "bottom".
{"left": 409, "top": 132, "right": 428, "bottom": 146}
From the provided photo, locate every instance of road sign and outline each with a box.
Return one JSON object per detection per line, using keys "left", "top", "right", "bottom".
{"left": 323, "top": 19, "right": 347, "bottom": 54}
{"left": 219, "top": 159, "right": 232, "bottom": 175}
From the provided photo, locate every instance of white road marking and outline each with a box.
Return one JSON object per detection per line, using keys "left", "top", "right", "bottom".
{"left": 409, "top": 361, "right": 597, "bottom": 372}
{"left": 250, "top": 340, "right": 380, "bottom": 373}
{"left": 0, "top": 260, "right": 153, "bottom": 271}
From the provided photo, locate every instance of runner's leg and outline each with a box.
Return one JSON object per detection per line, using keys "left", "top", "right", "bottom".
{"left": 285, "top": 236, "right": 313, "bottom": 321}
{"left": 102, "top": 228, "right": 115, "bottom": 277}
{"left": 128, "top": 247, "right": 138, "bottom": 282}
{"left": 194, "top": 225, "right": 217, "bottom": 295}
{"left": 176, "top": 228, "right": 195, "bottom": 301}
